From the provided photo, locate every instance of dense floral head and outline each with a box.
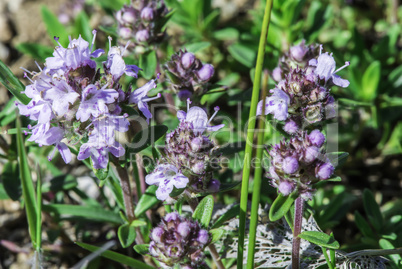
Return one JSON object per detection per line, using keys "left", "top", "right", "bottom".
{"left": 165, "top": 50, "right": 215, "bottom": 99}
{"left": 267, "top": 129, "right": 334, "bottom": 199}
{"left": 16, "top": 31, "right": 158, "bottom": 169}
{"left": 149, "top": 212, "right": 210, "bottom": 268}
{"left": 115, "top": 0, "right": 169, "bottom": 46}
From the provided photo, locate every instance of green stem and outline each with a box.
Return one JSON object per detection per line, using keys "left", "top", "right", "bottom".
{"left": 237, "top": 0, "right": 273, "bottom": 267}
{"left": 246, "top": 70, "right": 269, "bottom": 268}
{"left": 321, "top": 247, "right": 335, "bottom": 269}
{"left": 36, "top": 165, "right": 42, "bottom": 251}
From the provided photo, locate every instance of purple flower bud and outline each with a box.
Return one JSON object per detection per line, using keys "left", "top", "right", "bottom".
{"left": 304, "top": 146, "right": 319, "bottom": 163}
{"left": 181, "top": 52, "right": 195, "bottom": 69}
{"left": 191, "top": 137, "right": 203, "bottom": 152}
{"left": 192, "top": 161, "right": 205, "bottom": 174}
{"left": 278, "top": 181, "right": 294, "bottom": 196}
{"left": 282, "top": 156, "right": 299, "bottom": 174}
{"left": 196, "top": 64, "right": 214, "bottom": 81}
{"left": 136, "top": 29, "right": 149, "bottom": 42}
{"left": 301, "top": 191, "right": 313, "bottom": 201}
{"left": 141, "top": 7, "right": 154, "bottom": 21}
{"left": 316, "top": 162, "right": 334, "bottom": 180}
{"left": 309, "top": 130, "right": 325, "bottom": 147}
{"left": 177, "top": 222, "right": 191, "bottom": 238}
{"left": 197, "top": 229, "right": 209, "bottom": 245}
{"left": 151, "top": 227, "right": 164, "bottom": 244}
{"left": 122, "top": 9, "right": 136, "bottom": 24}
{"left": 290, "top": 44, "right": 308, "bottom": 61}
{"left": 118, "top": 27, "right": 132, "bottom": 40}
{"left": 165, "top": 212, "right": 179, "bottom": 222}
{"left": 284, "top": 120, "right": 298, "bottom": 134}
{"left": 272, "top": 67, "right": 282, "bottom": 82}
{"left": 178, "top": 89, "right": 193, "bottom": 101}
{"left": 208, "top": 179, "right": 220, "bottom": 193}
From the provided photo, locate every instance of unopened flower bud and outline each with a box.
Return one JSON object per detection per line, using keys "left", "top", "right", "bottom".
{"left": 197, "top": 229, "right": 209, "bottom": 245}
{"left": 196, "top": 64, "right": 214, "bottom": 81}
{"left": 282, "top": 156, "right": 299, "bottom": 174}
{"left": 122, "top": 9, "right": 136, "bottom": 24}
{"left": 309, "top": 129, "right": 325, "bottom": 147}
{"left": 178, "top": 222, "right": 191, "bottom": 238}
{"left": 290, "top": 44, "right": 307, "bottom": 61}
{"left": 279, "top": 181, "right": 294, "bottom": 196}
{"left": 136, "top": 29, "right": 149, "bottom": 42}
{"left": 304, "top": 146, "right": 319, "bottom": 163}
{"left": 151, "top": 227, "right": 164, "bottom": 243}
{"left": 207, "top": 179, "right": 220, "bottom": 193}
{"left": 141, "top": 7, "right": 154, "bottom": 21}
{"left": 272, "top": 67, "right": 282, "bottom": 82}
{"left": 118, "top": 27, "right": 133, "bottom": 40}
{"left": 178, "top": 89, "right": 193, "bottom": 101}
{"left": 165, "top": 212, "right": 179, "bottom": 222}
{"left": 181, "top": 52, "right": 195, "bottom": 69}
{"left": 316, "top": 162, "right": 334, "bottom": 180}
{"left": 192, "top": 161, "right": 205, "bottom": 174}
{"left": 284, "top": 120, "right": 298, "bottom": 134}
{"left": 303, "top": 103, "right": 322, "bottom": 124}
{"left": 191, "top": 137, "right": 203, "bottom": 152}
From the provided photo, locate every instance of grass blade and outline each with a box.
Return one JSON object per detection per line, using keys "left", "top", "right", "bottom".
{"left": 0, "top": 60, "right": 30, "bottom": 105}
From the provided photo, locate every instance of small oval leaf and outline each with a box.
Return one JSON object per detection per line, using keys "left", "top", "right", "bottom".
{"left": 209, "top": 228, "right": 225, "bottom": 244}
{"left": 134, "top": 185, "right": 159, "bottom": 217}
{"left": 269, "top": 193, "right": 297, "bottom": 222}
{"left": 134, "top": 244, "right": 150, "bottom": 255}
{"left": 118, "top": 223, "right": 137, "bottom": 248}
{"left": 192, "top": 195, "right": 214, "bottom": 228}
{"left": 298, "top": 231, "right": 340, "bottom": 249}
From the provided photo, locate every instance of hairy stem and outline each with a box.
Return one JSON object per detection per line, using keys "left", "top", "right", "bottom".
{"left": 116, "top": 165, "right": 135, "bottom": 222}
{"left": 292, "top": 197, "right": 304, "bottom": 269}
{"left": 237, "top": 0, "right": 273, "bottom": 267}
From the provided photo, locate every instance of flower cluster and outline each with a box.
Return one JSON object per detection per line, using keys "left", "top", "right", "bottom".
{"left": 165, "top": 50, "right": 215, "bottom": 100}
{"left": 17, "top": 31, "right": 160, "bottom": 169}
{"left": 258, "top": 44, "right": 349, "bottom": 134}
{"left": 145, "top": 99, "right": 223, "bottom": 200}
{"left": 149, "top": 212, "right": 210, "bottom": 269}
{"left": 267, "top": 129, "right": 334, "bottom": 199}
{"left": 259, "top": 42, "right": 349, "bottom": 199}
{"left": 115, "top": 0, "right": 169, "bottom": 45}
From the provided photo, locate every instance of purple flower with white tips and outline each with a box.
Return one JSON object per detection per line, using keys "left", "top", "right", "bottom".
{"left": 316, "top": 162, "right": 335, "bottom": 180}
{"left": 257, "top": 88, "right": 290, "bottom": 121}
{"left": 43, "top": 79, "right": 79, "bottom": 117}
{"left": 129, "top": 78, "right": 161, "bottom": 124}
{"left": 76, "top": 84, "right": 119, "bottom": 122}
{"left": 177, "top": 99, "right": 224, "bottom": 135}
{"left": 309, "top": 45, "right": 350, "bottom": 88}
{"left": 282, "top": 156, "right": 299, "bottom": 174}
{"left": 145, "top": 163, "right": 189, "bottom": 201}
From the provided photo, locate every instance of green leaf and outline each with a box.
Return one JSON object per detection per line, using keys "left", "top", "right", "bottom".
{"left": 129, "top": 125, "right": 168, "bottom": 154}
{"left": 91, "top": 160, "right": 109, "bottom": 181}
{"left": 209, "top": 228, "right": 225, "bottom": 244}
{"left": 133, "top": 244, "right": 150, "bottom": 255}
{"left": 213, "top": 28, "right": 239, "bottom": 41}
{"left": 327, "top": 152, "right": 349, "bottom": 168}
{"left": 41, "top": 174, "right": 78, "bottom": 193}
{"left": 211, "top": 204, "right": 240, "bottom": 229}
{"left": 0, "top": 60, "right": 30, "bottom": 105}
{"left": 192, "top": 195, "right": 214, "bottom": 228}
{"left": 228, "top": 43, "right": 256, "bottom": 68}
{"left": 15, "top": 43, "right": 53, "bottom": 61}
{"left": 74, "top": 12, "right": 92, "bottom": 42}
{"left": 361, "top": 61, "right": 381, "bottom": 101}
{"left": 132, "top": 219, "right": 147, "bottom": 227}
{"left": 218, "top": 181, "right": 241, "bottom": 193}
{"left": 185, "top": 42, "right": 211, "bottom": 53}
{"left": 134, "top": 185, "right": 159, "bottom": 217}
{"left": 363, "top": 189, "right": 383, "bottom": 231}
{"left": 76, "top": 242, "right": 154, "bottom": 269}
{"left": 379, "top": 239, "right": 401, "bottom": 265}
{"left": 118, "top": 223, "right": 137, "bottom": 248}
{"left": 2, "top": 161, "right": 21, "bottom": 201}
{"left": 16, "top": 117, "right": 38, "bottom": 248}
{"left": 354, "top": 211, "right": 374, "bottom": 239}
{"left": 40, "top": 6, "right": 69, "bottom": 46}
{"left": 139, "top": 50, "right": 157, "bottom": 80}
{"left": 42, "top": 204, "right": 123, "bottom": 224}
{"left": 269, "top": 193, "right": 297, "bottom": 222}
{"left": 298, "top": 231, "right": 340, "bottom": 249}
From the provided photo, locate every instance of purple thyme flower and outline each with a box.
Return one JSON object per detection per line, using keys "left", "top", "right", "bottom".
{"left": 256, "top": 88, "right": 290, "bottom": 121}
{"left": 278, "top": 181, "right": 294, "bottom": 196}
{"left": 76, "top": 84, "right": 119, "bottom": 122}
{"left": 196, "top": 64, "right": 214, "bottom": 81}
{"left": 128, "top": 78, "right": 161, "bottom": 124}
{"left": 309, "top": 45, "right": 350, "bottom": 88}
{"left": 282, "top": 156, "right": 299, "bottom": 174}
{"left": 315, "top": 162, "right": 335, "bottom": 180}
{"left": 145, "top": 163, "right": 189, "bottom": 201}
{"left": 177, "top": 99, "right": 224, "bottom": 135}
{"left": 149, "top": 212, "right": 210, "bottom": 268}
{"left": 135, "top": 29, "right": 150, "bottom": 43}
{"left": 140, "top": 7, "right": 154, "bottom": 21}
{"left": 309, "top": 129, "right": 326, "bottom": 147}
{"left": 104, "top": 37, "right": 141, "bottom": 81}
{"left": 42, "top": 78, "right": 80, "bottom": 117}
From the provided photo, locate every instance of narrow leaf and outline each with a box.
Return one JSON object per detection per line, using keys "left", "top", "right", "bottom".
{"left": 269, "top": 193, "right": 296, "bottom": 222}
{"left": 129, "top": 125, "right": 168, "bottom": 154}
{"left": 139, "top": 51, "right": 157, "bottom": 80}
{"left": 209, "top": 228, "right": 225, "bottom": 244}
{"left": 133, "top": 244, "right": 150, "bottom": 255}
{"left": 16, "top": 117, "right": 38, "bottom": 248}
{"left": 298, "top": 231, "right": 340, "bottom": 249}
{"left": 134, "top": 185, "right": 159, "bottom": 217}
{"left": 40, "top": 6, "right": 69, "bottom": 46}
{"left": 76, "top": 242, "right": 154, "bottom": 269}
{"left": 15, "top": 43, "right": 53, "bottom": 61}
{"left": 192, "top": 195, "right": 214, "bottom": 228}
{"left": 211, "top": 204, "right": 240, "bottom": 229}
{"left": 0, "top": 60, "right": 30, "bottom": 105}
{"left": 2, "top": 161, "right": 21, "bottom": 201}
{"left": 361, "top": 61, "right": 381, "bottom": 101}
{"left": 185, "top": 42, "right": 211, "bottom": 53}
{"left": 363, "top": 189, "right": 383, "bottom": 231}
